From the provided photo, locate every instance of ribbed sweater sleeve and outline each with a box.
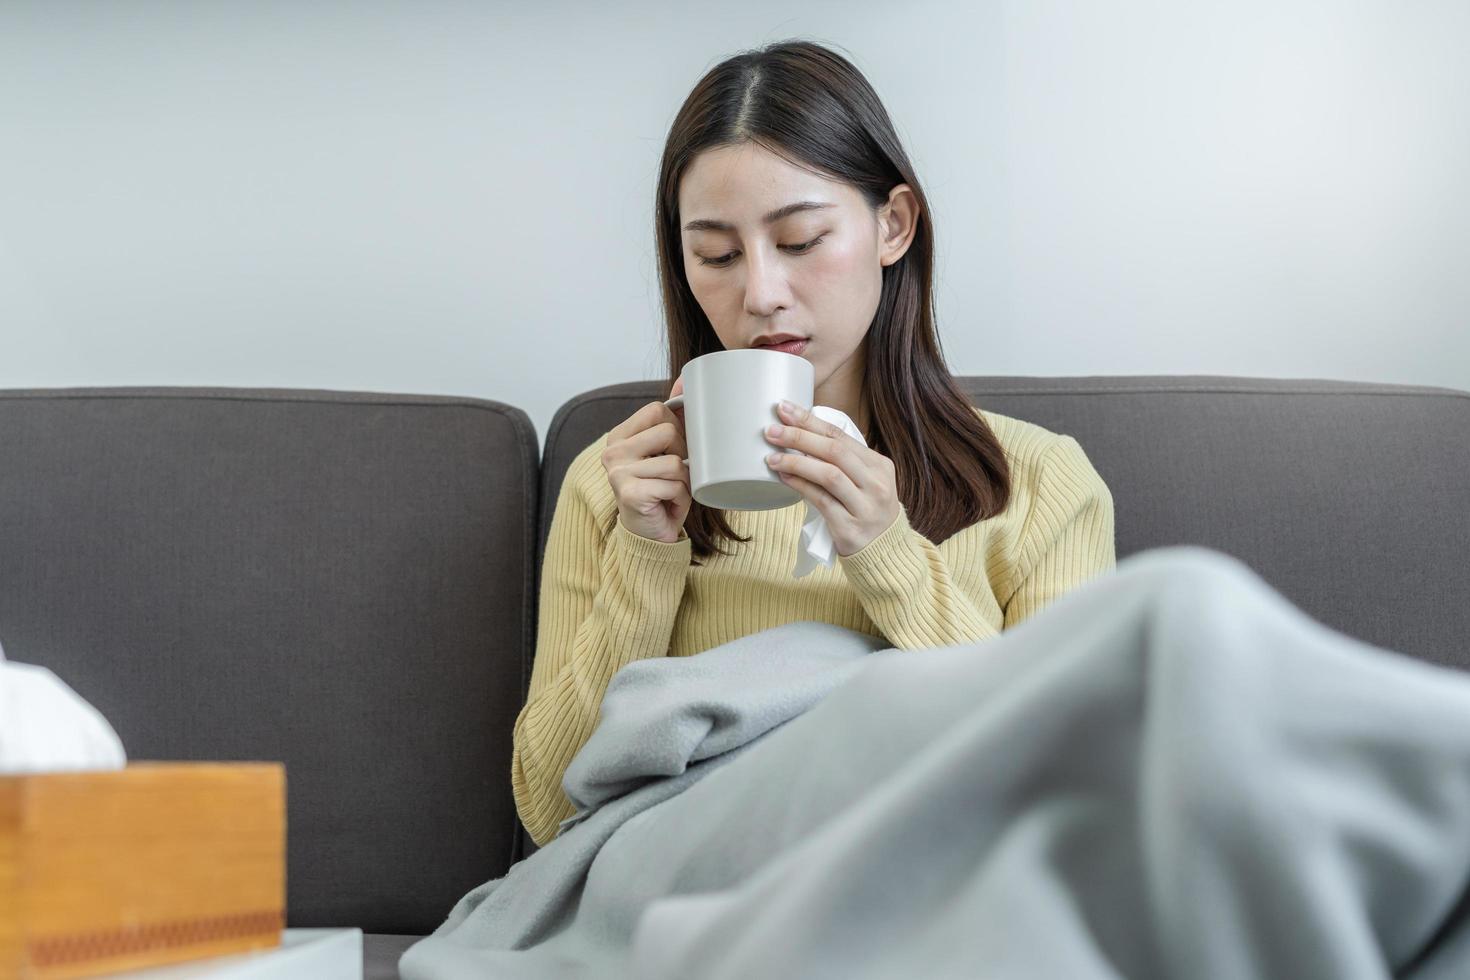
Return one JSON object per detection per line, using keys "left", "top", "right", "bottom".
{"left": 1000, "top": 435, "right": 1116, "bottom": 629}
{"left": 511, "top": 445, "right": 692, "bottom": 845}
{"left": 837, "top": 502, "right": 1002, "bottom": 650}
{"left": 838, "top": 433, "right": 1115, "bottom": 647}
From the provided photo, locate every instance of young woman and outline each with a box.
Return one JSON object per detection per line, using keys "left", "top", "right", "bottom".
{"left": 511, "top": 40, "right": 1116, "bottom": 847}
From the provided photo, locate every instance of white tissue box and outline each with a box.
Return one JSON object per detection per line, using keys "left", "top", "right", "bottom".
{"left": 0, "top": 762, "right": 286, "bottom": 979}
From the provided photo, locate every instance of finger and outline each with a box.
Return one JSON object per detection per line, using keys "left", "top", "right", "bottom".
{"left": 767, "top": 451, "right": 861, "bottom": 513}
{"left": 609, "top": 400, "right": 668, "bottom": 444}
{"left": 784, "top": 405, "right": 845, "bottom": 440}
{"left": 670, "top": 422, "right": 688, "bottom": 460}
{"left": 775, "top": 401, "right": 856, "bottom": 446}
{"left": 774, "top": 405, "right": 889, "bottom": 485}
{"left": 768, "top": 425, "right": 875, "bottom": 490}
{"left": 774, "top": 468, "right": 841, "bottom": 520}
{"left": 769, "top": 423, "right": 834, "bottom": 459}
{"left": 616, "top": 423, "right": 687, "bottom": 463}
{"left": 627, "top": 454, "right": 690, "bottom": 480}
{"left": 664, "top": 388, "right": 686, "bottom": 428}
{"left": 667, "top": 402, "right": 687, "bottom": 438}
{"left": 639, "top": 478, "right": 690, "bottom": 502}
{"left": 648, "top": 417, "right": 687, "bottom": 459}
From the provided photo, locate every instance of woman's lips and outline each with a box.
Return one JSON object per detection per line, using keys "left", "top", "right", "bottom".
{"left": 757, "top": 338, "right": 809, "bottom": 355}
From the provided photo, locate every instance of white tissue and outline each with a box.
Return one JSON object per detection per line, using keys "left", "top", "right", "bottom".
{"left": 0, "top": 637, "right": 127, "bottom": 774}
{"left": 790, "top": 405, "right": 870, "bottom": 579}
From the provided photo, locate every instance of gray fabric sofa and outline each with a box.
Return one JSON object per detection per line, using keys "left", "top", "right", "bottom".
{"left": 1, "top": 375, "right": 1465, "bottom": 979}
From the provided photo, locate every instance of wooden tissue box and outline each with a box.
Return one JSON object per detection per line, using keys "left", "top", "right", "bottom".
{"left": 0, "top": 762, "right": 285, "bottom": 979}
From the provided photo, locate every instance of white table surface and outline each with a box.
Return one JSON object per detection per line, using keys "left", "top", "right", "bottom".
{"left": 96, "top": 928, "right": 363, "bottom": 980}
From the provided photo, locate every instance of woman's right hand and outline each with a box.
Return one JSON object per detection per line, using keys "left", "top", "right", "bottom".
{"left": 602, "top": 376, "right": 691, "bottom": 543}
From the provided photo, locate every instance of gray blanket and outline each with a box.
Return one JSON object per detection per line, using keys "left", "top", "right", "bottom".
{"left": 400, "top": 545, "right": 1470, "bottom": 979}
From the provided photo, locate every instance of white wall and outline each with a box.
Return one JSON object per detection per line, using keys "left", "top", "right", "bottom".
{"left": 2, "top": 0, "right": 1466, "bottom": 453}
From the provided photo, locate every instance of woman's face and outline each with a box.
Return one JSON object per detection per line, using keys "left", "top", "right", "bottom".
{"left": 678, "top": 141, "right": 916, "bottom": 400}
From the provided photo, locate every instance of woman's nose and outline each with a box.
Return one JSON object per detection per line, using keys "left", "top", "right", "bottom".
{"left": 742, "top": 248, "right": 791, "bottom": 317}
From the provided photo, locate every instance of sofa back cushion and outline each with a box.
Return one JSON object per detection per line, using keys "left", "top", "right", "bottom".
{"left": 0, "top": 387, "right": 538, "bottom": 935}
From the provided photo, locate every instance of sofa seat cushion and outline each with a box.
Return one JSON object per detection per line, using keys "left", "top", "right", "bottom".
{"left": 366, "top": 933, "right": 423, "bottom": 980}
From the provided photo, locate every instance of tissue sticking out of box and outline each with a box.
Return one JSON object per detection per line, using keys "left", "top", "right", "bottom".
{"left": 0, "top": 636, "right": 127, "bottom": 774}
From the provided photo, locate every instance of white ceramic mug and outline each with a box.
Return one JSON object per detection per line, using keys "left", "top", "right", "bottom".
{"left": 663, "top": 348, "right": 814, "bottom": 510}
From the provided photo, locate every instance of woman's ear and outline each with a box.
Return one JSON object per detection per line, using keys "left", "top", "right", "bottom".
{"left": 877, "top": 184, "right": 920, "bottom": 267}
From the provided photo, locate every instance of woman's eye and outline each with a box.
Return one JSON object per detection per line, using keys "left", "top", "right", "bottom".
{"left": 696, "top": 237, "right": 824, "bottom": 268}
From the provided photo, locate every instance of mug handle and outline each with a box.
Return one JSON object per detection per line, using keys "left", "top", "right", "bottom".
{"left": 662, "top": 395, "right": 690, "bottom": 465}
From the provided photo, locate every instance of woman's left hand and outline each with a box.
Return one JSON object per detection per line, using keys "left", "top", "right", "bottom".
{"left": 763, "top": 399, "right": 902, "bottom": 557}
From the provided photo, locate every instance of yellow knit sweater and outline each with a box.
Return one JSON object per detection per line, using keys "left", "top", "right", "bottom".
{"left": 512, "top": 407, "right": 1117, "bottom": 845}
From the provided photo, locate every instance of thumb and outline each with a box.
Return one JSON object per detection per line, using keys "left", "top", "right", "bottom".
{"left": 670, "top": 375, "right": 685, "bottom": 398}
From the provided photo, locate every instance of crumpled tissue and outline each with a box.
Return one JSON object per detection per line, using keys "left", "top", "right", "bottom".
{"left": 0, "top": 636, "right": 127, "bottom": 774}
{"left": 789, "top": 405, "right": 869, "bottom": 579}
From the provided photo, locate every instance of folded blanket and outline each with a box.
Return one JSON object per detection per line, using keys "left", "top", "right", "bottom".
{"left": 401, "top": 544, "right": 1470, "bottom": 980}
{"left": 405, "top": 619, "right": 886, "bottom": 962}
{"left": 559, "top": 618, "right": 889, "bottom": 834}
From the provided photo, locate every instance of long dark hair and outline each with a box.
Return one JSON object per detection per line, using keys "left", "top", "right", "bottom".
{"left": 655, "top": 39, "right": 1011, "bottom": 563}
